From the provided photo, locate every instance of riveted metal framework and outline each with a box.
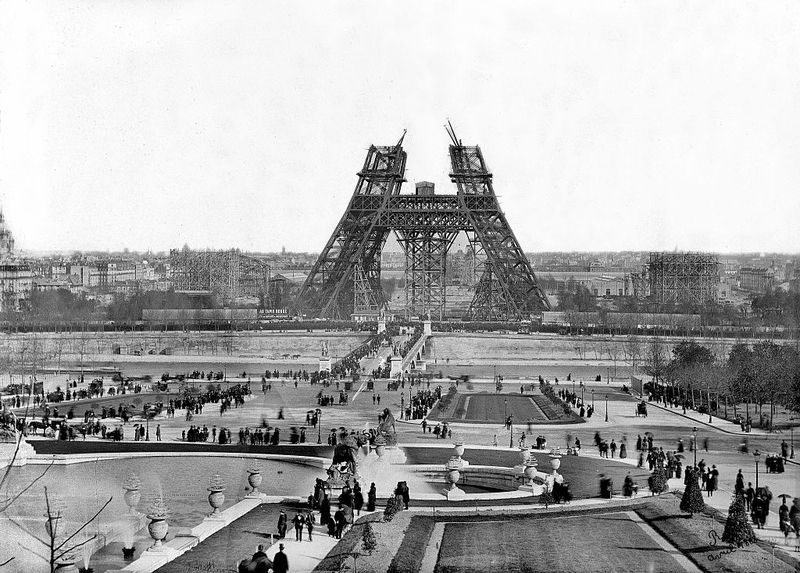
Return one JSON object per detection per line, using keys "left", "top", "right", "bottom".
{"left": 296, "top": 130, "right": 550, "bottom": 320}
{"left": 646, "top": 252, "right": 719, "bottom": 306}
{"left": 396, "top": 229, "right": 457, "bottom": 320}
{"left": 170, "top": 249, "right": 271, "bottom": 302}
{"left": 353, "top": 262, "right": 380, "bottom": 314}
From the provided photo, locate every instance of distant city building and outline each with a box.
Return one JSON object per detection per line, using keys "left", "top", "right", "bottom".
{"left": 0, "top": 263, "right": 33, "bottom": 311}
{"left": 0, "top": 210, "right": 15, "bottom": 258}
{"left": 536, "top": 271, "right": 630, "bottom": 297}
{"left": 739, "top": 267, "right": 775, "bottom": 293}
{"left": 790, "top": 268, "right": 800, "bottom": 293}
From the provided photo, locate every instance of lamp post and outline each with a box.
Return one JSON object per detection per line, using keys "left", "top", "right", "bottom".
{"left": 145, "top": 410, "right": 150, "bottom": 441}
{"left": 790, "top": 417, "right": 795, "bottom": 459}
{"left": 504, "top": 398, "right": 508, "bottom": 423}
{"left": 707, "top": 384, "right": 712, "bottom": 423}
{"left": 604, "top": 394, "right": 608, "bottom": 422}
{"left": 316, "top": 408, "right": 322, "bottom": 444}
{"left": 581, "top": 382, "right": 584, "bottom": 405}
{"left": 753, "top": 449, "right": 761, "bottom": 490}
{"left": 591, "top": 389, "right": 595, "bottom": 409}
{"left": 692, "top": 427, "right": 698, "bottom": 468}
{"left": 509, "top": 415, "right": 514, "bottom": 448}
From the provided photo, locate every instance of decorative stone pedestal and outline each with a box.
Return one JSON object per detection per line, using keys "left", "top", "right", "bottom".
{"left": 246, "top": 467, "right": 266, "bottom": 499}
{"left": 390, "top": 356, "right": 403, "bottom": 378}
{"left": 378, "top": 318, "right": 386, "bottom": 334}
{"left": 442, "top": 456, "right": 466, "bottom": 499}
{"left": 443, "top": 485, "right": 466, "bottom": 500}
{"left": 319, "top": 356, "right": 332, "bottom": 373}
{"left": 423, "top": 319, "right": 432, "bottom": 336}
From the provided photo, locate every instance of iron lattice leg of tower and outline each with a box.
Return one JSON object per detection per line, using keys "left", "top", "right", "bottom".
{"left": 353, "top": 262, "right": 381, "bottom": 314}
{"left": 295, "top": 141, "right": 406, "bottom": 320}
{"left": 397, "top": 230, "right": 457, "bottom": 321}
{"left": 448, "top": 142, "right": 549, "bottom": 320}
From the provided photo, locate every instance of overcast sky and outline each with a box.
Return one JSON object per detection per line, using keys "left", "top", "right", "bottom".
{"left": 0, "top": 1, "right": 798, "bottom": 255}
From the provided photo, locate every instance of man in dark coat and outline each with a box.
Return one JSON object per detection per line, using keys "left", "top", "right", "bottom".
{"left": 292, "top": 511, "right": 305, "bottom": 541}
{"left": 272, "top": 544, "right": 289, "bottom": 573}
{"left": 353, "top": 483, "right": 364, "bottom": 515}
{"left": 277, "top": 509, "right": 288, "bottom": 538}
{"left": 320, "top": 494, "right": 331, "bottom": 525}
{"left": 251, "top": 544, "right": 267, "bottom": 561}
{"left": 367, "top": 483, "right": 377, "bottom": 512}
{"left": 752, "top": 494, "right": 766, "bottom": 529}
{"left": 334, "top": 506, "right": 346, "bottom": 539}
{"left": 338, "top": 485, "right": 353, "bottom": 509}
{"left": 735, "top": 469, "right": 744, "bottom": 493}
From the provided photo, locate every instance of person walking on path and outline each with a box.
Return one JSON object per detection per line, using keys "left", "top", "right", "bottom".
{"left": 320, "top": 494, "right": 331, "bottom": 526}
{"left": 292, "top": 511, "right": 305, "bottom": 541}
{"left": 745, "top": 483, "right": 755, "bottom": 512}
{"left": 272, "top": 543, "right": 289, "bottom": 573}
{"left": 306, "top": 512, "right": 314, "bottom": 541}
{"left": 789, "top": 500, "right": 800, "bottom": 551}
{"left": 277, "top": 509, "right": 288, "bottom": 539}
{"left": 252, "top": 544, "right": 267, "bottom": 562}
{"left": 752, "top": 494, "right": 767, "bottom": 529}
{"left": 710, "top": 465, "right": 719, "bottom": 497}
{"left": 367, "top": 483, "right": 376, "bottom": 512}
{"left": 334, "top": 506, "right": 346, "bottom": 539}
{"left": 353, "top": 483, "right": 364, "bottom": 516}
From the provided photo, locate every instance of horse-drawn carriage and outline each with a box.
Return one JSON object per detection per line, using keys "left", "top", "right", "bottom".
{"left": 636, "top": 401, "right": 648, "bottom": 417}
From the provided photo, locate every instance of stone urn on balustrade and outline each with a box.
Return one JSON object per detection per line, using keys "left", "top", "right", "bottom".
{"left": 549, "top": 448, "right": 563, "bottom": 472}
{"left": 246, "top": 466, "right": 263, "bottom": 497}
{"left": 373, "top": 435, "right": 387, "bottom": 460}
{"left": 206, "top": 474, "right": 227, "bottom": 518}
{"left": 146, "top": 497, "right": 170, "bottom": 552}
{"left": 123, "top": 472, "right": 142, "bottom": 514}
{"left": 442, "top": 456, "right": 466, "bottom": 499}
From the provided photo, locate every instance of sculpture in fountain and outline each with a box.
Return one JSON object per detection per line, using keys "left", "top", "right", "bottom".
{"left": 328, "top": 430, "right": 369, "bottom": 487}
{"left": 376, "top": 408, "right": 397, "bottom": 446}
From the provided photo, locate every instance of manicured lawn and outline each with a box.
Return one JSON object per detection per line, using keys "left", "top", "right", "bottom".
{"left": 430, "top": 391, "right": 583, "bottom": 425}
{"left": 636, "top": 497, "right": 799, "bottom": 573}
{"left": 434, "top": 511, "right": 680, "bottom": 573}
{"left": 464, "top": 393, "right": 544, "bottom": 422}
{"left": 387, "top": 516, "right": 435, "bottom": 573}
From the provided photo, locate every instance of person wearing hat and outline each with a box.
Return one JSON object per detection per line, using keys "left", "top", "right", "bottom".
{"left": 273, "top": 543, "right": 289, "bottom": 573}
{"left": 292, "top": 510, "right": 305, "bottom": 542}
{"left": 252, "top": 544, "right": 267, "bottom": 561}
{"left": 277, "top": 509, "right": 288, "bottom": 539}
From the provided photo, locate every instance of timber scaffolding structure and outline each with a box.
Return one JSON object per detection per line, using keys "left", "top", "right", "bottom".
{"left": 635, "top": 252, "right": 719, "bottom": 306}
{"left": 169, "top": 248, "right": 271, "bottom": 302}
{"left": 295, "top": 125, "right": 550, "bottom": 321}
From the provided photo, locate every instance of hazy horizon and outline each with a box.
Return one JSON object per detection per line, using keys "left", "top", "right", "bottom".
{"left": 1, "top": 2, "right": 798, "bottom": 254}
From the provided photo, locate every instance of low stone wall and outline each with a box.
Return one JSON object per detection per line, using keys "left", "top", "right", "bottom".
{"left": 415, "top": 464, "right": 522, "bottom": 492}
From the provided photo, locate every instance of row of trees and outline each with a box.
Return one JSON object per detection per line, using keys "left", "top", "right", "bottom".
{"left": 642, "top": 338, "right": 800, "bottom": 426}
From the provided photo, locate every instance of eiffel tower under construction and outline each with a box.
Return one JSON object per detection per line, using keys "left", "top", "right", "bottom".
{"left": 295, "top": 125, "right": 550, "bottom": 321}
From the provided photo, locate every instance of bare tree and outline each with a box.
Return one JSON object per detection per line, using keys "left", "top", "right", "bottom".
{"left": 623, "top": 336, "right": 643, "bottom": 376}
{"left": 13, "top": 487, "right": 113, "bottom": 573}
{"left": 642, "top": 338, "right": 668, "bottom": 391}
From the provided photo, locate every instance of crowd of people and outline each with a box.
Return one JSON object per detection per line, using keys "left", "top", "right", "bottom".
{"left": 402, "top": 387, "right": 442, "bottom": 421}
